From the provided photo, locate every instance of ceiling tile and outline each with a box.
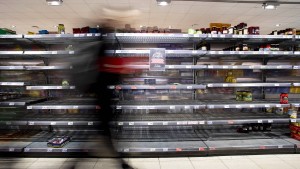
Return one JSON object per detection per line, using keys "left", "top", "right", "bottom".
{"left": 168, "top": 4, "right": 191, "bottom": 14}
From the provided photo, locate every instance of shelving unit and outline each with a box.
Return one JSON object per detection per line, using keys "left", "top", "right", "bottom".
{"left": 106, "top": 33, "right": 300, "bottom": 156}
{"left": 1, "top": 33, "right": 300, "bottom": 156}
{"left": 0, "top": 34, "right": 101, "bottom": 154}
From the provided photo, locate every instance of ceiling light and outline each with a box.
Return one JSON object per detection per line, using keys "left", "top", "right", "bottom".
{"left": 276, "top": 24, "right": 281, "bottom": 27}
{"left": 46, "top": 0, "right": 63, "bottom": 6}
{"left": 11, "top": 25, "right": 16, "bottom": 28}
{"left": 157, "top": 0, "right": 171, "bottom": 6}
{"left": 262, "top": 2, "right": 279, "bottom": 10}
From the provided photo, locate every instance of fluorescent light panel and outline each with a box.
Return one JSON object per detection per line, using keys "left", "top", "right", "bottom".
{"left": 46, "top": 0, "right": 63, "bottom": 6}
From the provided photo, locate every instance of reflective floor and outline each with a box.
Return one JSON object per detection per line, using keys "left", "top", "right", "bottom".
{"left": 0, "top": 154, "right": 300, "bottom": 169}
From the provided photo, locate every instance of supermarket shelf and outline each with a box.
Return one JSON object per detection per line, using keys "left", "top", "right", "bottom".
{"left": 26, "top": 121, "right": 100, "bottom": 126}
{"left": 206, "top": 100, "right": 290, "bottom": 109}
{"left": 25, "top": 66, "right": 72, "bottom": 70}
{"left": 24, "top": 142, "right": 103, "bottom": 153}
{"left": 204, "top": 139, "right": 295, "bottom": 152}
{"left": 206, "top": 51, "right": 294, "bottom": 56}
{"left": 294, "top": 65, "right": 300, "bottom": 69}
{"left": 26, "top": 85, "right": 75, "bottom": 90}
{"left": 114, "top": 112, "right": 294, "bottom": 126}
{"left": 23, "top": 51, "right": 74, "bottom": 55}
{"left": 109, "top": 84, "right": 206, "bottom": 90}
{"left": 207, "top": 65, "right": 294, "bottom": 70}
{"left": 24, "top": 33, "right": 101, "bottom": 44}
{"left": 0, "top": 35, "right": 23, "bottom": 39}
{"left": 116, "top": 100, "right": 205, "bottom": 110}
{"left": 26, "top": 99, "right": 98, "bottom": 110}
{"left": 105, "top": 50, "right": 207, "bottom": 57}
{"left": 206, "top": 34, "right": 294, "bottom": 43}
{"left": 0, "top": 51, "right": 23, "bottom": 55}
{"left": 0, "top": 82, "right": 25, "bottom": 86}
{"left": 105, "top": 33, "right": 206, "bottom": 43}
{"left": 0, "top": 98, "right": 46, "bottom": 106}
{"left": 116, "top": 141, "right": 207, "bottom": 153}
{"left": 206, "top": 83, "right": 291, "bottom": 88}
{"left": 0, "top": 66, "right": 24, "bottom": 70}
{"left": 0, "top": 141, "right": 31, "bottom": 152}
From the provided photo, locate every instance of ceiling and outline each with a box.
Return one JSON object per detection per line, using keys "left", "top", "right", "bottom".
{"left": 0, "top": 0, "right": 300, "bottom": 34}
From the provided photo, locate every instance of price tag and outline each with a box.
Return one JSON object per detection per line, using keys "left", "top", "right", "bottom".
{"left": 230, "top": 51, "right": 235, "bottom": 54}
{"left": 184, "top": 106, "right": 190, "bottom": 109}
{"left": 232, "top": 66, "right": 238, "bottom": 69}
{"left": 268, "top": 120, "right": 273, "bottom": 123}
{"left": 163, "top": 148, "right": 168, "bottom": 152}
{"left": 188, "top": 121, "right": 198, "bottom": 125}
{"left": 148, "top": 122, "right": 153, "bottom": 125}
{"left": 187, "top": 86, "right": 193, "bottom": 89}
{"left": 207, "top": 84, "right": 213, "bottom": 87}
{"left": 194, "top": 105, "right": 200, "bottom": 109}
{"left": 284, "top": 52, "right": 289, "bottom": 55}
{"left": 223, "top": 66, "right": 228, "bottom": 69}
{"left": 235, "top": 105, "right": 242, "bottom": 108}
{"left": 163, "top": 122, "right": 168, "bottom": 125}
{"left": 150, "top": 148, "right": 156, "bottom": 152}
{"left": 170, "top": 106, "right": 175, "bottom": 109}
{"left": 183, "top": 34, "right": 189, "bottom": 37}
{"left": 276, "top": 66, "right": 282, "bottom": 69}
{"left": 168, "top": 65, "right": 174, "bottom": 69}
{"left": 186, "top": 65, "right": 192, "bottom": 69}
{"left": 95, "top": 33, "right": 100, "bottom": 36}
{"left": 87, "top": 33, "right": 93, "bottom": 37}
{"left": 208, "top": 65, "right": 214, "bottom": 69}
{"left": 199, "top": 121, "right": 205, "bottom": 125}
{"left": 258, "top": 120, "right": 263, "bottom": 123}
{"left": 124, "top": 148, "right": 129, "bottom": 152}
{"left": 47, "top": 148, "right": 53, "bottom": 152}
{"left": 68, "top": 122, "right": 74, "bottom": 125}
{"left": 273, "top": 52, "right": 278, "bottom": 54}
{"left": 250, "top": 105, "right": 255, "bottom": 108}
{"left": 212, "top": 34, "right": 218, "bottom": 38}
{"left": 208, "top": 105, "right": 214, "bottom": 109}
{"left": 194, "top": 34, "right": 200, "bottom": 37}
{"left": 223, "top": 84, "right": 229, "bottom": 87}
{"left": 224, "top": 105, "right": 230, "bottom": 108}
{"left": 70, "top": 86, "right": 75, "bottom": 89}
{"left": 62, "top": 148, "right": 68, "bottom": 152}
{"left": 24, "top": 148, "right": 30, "bottom": 152}
{"left": 210, "top": 51, "right": 216, "bottom": 54}
{"left": 88, "top": 122, "right": 93, "bottom": 125}
{"left": 6, "top": 121, "right": 11, "bottom": 125}
{"left": 74, "top": 34, "right": 80, "bottom": 37}
{"left": 79, "top": 34, "right": 85, "bottom": 37}
{"left": 9, "top": 102, "right": 15, "bottom": 106}
{"left": 291, "top": 119, "right": 297, "bottom": 123}
{"left": 265, "top": 105, "right": 270, "bottom": 108}
{"left": 73, "top": 106, "right": 79, "bottom": 109}
{"left": 27, "top": 106, "right": 32, "bottom": 109}
{"left": 276, "top": 104, "right": 282, "bottom": 108}
{"left": 50, "top": 122, "right": 56, "bottom": 125}
{"left": 239, "top": 51, "right": 244, "bottom": 54}
{"left": 253, "top": 51, "right": 258, "bottom": 54}
{"left": 274, "top": 84, "right": 280, "bottom": 86}
{"left": 220, "top": 35, "right": 225, "bottom": 38}
{"left": 69, "top": 51, "right": 75, "bottom": 54}
{"left": 294, "top": 66, "right": 299, "bottom": 69}
{"left": 278, "top": 145, "right": 283, "bottom": 148}
{"left": 219, "top": 51, "right": 224, "bottom": 54}
{"left": 118, "top": 122, "right": 123, "bottom": 126}
{"left": 129, "top": 122, "right": 134, "bottom": 125}
{"left": 9, "top": 148, "right": 15, "bottom": 152}
{"left": 42, "top": 106, "right": 48, "bottom": 109}
{"left": 176, "top": 148, "right": 182, "bottom": 151}
{"left": 52, "top": 51, "right": 58, "bottom": 54}
{"left": 207, "top": 121, "right": 213, "bottom": 125}
{"left": 57, "top": 86, "right": 62, "bottom": 89}
{"left": 29, "top": 122, "right": 34, "bottom": 125}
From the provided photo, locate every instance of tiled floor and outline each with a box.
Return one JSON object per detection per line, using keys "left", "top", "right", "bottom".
{"left": 0, "top": 154, "right": 300, "bottom": 169}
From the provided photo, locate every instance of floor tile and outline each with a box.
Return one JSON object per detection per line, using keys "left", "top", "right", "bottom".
{"left": 191, "top": 159, "right": 228, "bottom": 169}
{"left": 27, "top": 162, "right": 63, "bottom": 169}
{"left": 159, "top": 157, "right": 190, "bottom": 162}
{"left": 218, "top": 155, "right": 248, "bottom": 160}
{"left": 36, "top": 158, "right": 67, "bottom": 163}
{"left": 189, "top": 157, "right": 220, "bottom": 161}
{"left": 160, "top": 161, "right": 194, "bottom": 169}
{"left": 60, "top": 162, "right": 96, "bottom": 169}
{"left": 12, "top": 162, "right": 33, "bottom": 169}
{"left": 281, "top": 160, "right": 300, "bottom": 169}
{"left": 18, "top": 158, "right": 38, "bottom": 163}
{"left": 247, "top": 155, "right": 279, "bottom": 159}
{"left": 66, "top": 158, "right": 98, "bottom": 162}
{"left": 94, "top": 162, "right": 122, "bottom": 169}
{"left": 250, "top": 158, "right": 295, "bottom": 169}
{"left": 221, "top": 159, "right": 261, "bottom": 169}
{"left": 130, "top": 161, "right": 160, "bottom": 169}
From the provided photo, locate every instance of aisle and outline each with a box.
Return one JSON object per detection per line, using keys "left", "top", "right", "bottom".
{"left": 0, "top": 154, "right": 299, "bottom": 169}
